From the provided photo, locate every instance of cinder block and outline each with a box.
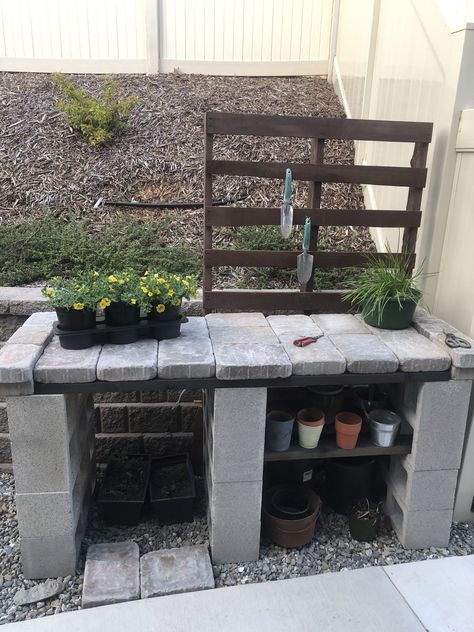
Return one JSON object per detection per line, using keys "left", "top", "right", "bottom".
{"left": 94, "top": 392, "right": 139, "bottom": 403}
{"left": 208, "top": 479, "right": 262, "bottom": 563}
{"left": 385, "top": 486, "right": 452, "bottom": 549}
{"left": 398, "top": 380, "right": 472, "bottom": 471}
{"left": 387, "top": 456, "right": 458, "bottom": 511}
{"left": 180, "top": 404, "right": 203, "bottom": 431}
{"left": 99, "top": 404, "right": 128, "bottom": 433}
{"left": 0, "top": 404, "right": 8, "bottom": 432}
{"left": 95, "top": 433, "right": 144, "bottom": 462}
{"left": 167, "top": 388, "right": 203, "bottom": 403}
{"left": 0, "top": 433, "right": 11, "bottom": 462}
{"left": 142, "top": 432, "right": 193, "bottom": 456}
{"left": 15, "top": 491, "right": 75, "bottom": 537}
{"left": 139, "top": 390, "right": 166, "bottom": 403}
{"left": 211, "top": 388, "right": 266, "bottom": 483}
{"left": 127, "top": 403, "right": 178, "bottom": 433}
{"left": 21, "top": 534, "right": 79, "bottom": 579}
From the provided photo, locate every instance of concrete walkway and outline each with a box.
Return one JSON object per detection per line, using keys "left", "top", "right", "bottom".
{"left": 3, "top": 555, "right": 474, "bottom": 632}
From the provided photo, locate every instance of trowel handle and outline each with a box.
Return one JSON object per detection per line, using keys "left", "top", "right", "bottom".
{"left": 303, "top": 217, "right": 311, "bottom": 250}
{"left": 283, "top": 168, "right": 292, "bottom": 203}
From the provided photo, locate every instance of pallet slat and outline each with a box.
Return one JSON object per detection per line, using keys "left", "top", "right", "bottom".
{"left": 205, "top": 207, "right": 422, "bottom": 228}
{"left": 207, "top": 160, "right": 427, "bottom": 187}
{"left": 205, "top": 250, "right": 416, "bottom": 269}
{"left": 203, "top": 290, "right": 347, "bottom": 312}
{"left": 206, "top": 112, "right": 433, "bottom": 143}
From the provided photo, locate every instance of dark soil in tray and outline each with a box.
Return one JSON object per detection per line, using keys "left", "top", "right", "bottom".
{"left": 152, "top": 463, "right": 193, "bottom": 499}
{"left": 102, "top": 458, "right": 148, "bottom": 501}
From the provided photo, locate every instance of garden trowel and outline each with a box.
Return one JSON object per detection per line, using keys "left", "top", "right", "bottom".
{"left": 297, "top": 217, "right": 313, "bottom": 284}
{"left": 280, "top": 168, "right": 293, "bottom": 238}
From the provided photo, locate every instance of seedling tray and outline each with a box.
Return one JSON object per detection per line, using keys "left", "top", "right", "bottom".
{"left": 149, "top": 453, "right": 196, "bottom": 525}
{"left": 97, "top": 454, "right": 151, "bottom": 526}
{"left": 53, "top": 316, "right": 188, "bottom": 349}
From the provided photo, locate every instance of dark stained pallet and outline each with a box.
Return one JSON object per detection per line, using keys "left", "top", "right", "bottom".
{"left": 264, "top": 434, "right": 413, "bottom": 462}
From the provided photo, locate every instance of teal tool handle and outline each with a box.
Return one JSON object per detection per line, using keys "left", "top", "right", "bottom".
{"left": 303, "top": 217, "right": 311, "bottom": 249}
{"left": 283, "top": 168, "right": 292, "bottom": 203}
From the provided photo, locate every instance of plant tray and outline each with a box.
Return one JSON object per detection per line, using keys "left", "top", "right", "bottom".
{"left": 53, "top": 316, "right": 188, "bottom": 349}
{"left": 97, "top": 454, "right": 151, "bottom": 526}
{"left": 149, "top": 453, "right": 196, "bottom": 525}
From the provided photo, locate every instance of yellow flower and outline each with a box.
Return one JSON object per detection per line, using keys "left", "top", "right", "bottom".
{"left": 73, "top": 303, "right": 85, "bottom": 311}
{"left": 141, "top": 286, "right": 149, "bottom": 294}
{"left": 167, "top": 289, "right": 175, "bottom": 297}
{"left": 144, "top": 271, "right": 149, "bottom": 276}
{"left": 45, "top": 288, "right": 54, "bottom": 296}
{"left": 183, "top": 280, "right": 189, "bottom": 287}
{"left": 147, "top": 292, "right": 153, "bottom": 297}
{"left": 154, "top": 289, "right": 161, "bottom": 296}
{"left": 172, "top": 299, "right": 180, "bottom": 306}
{"left": 92, "top": 271, "right": 99, "bottom": 277}
{"left": 156, "top": 304, "right": 165, "bottom": 313}
{"left": 157, "top": 277, "right": 166, "bottom": 283}
{"left": 99, "top": 297, "right": 111, "bottom": 309}
{"left": 118, "top": 279, "right": 125, "bottom": 285}
{"left": 131, "top": 299, "right": 137, "bottom": 305}
{"left": 108, "top": 275, "right": 118, "bottom": 283}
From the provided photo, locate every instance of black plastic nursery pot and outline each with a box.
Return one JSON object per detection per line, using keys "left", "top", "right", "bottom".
{"left": 97, "top": 454, "right": 151, "bottom": 526}
{"left": 362, "top": 296, "right": 420, "bottom": 330}
{"left": 324, "top": 457, "right": 379, "bottom": 514}
{"left": 55, "top": 307, "right": 96, "bottom": 331}
{"left": 348, "top": 501, "right": 381, "bottom": 542}
{"left": 148, "top": 302, "right": 182, "bottom": 322}
{"left": 104, "top": 301, "right": 141, "bottom": 326}
{"left": 149, "top": 454, "right": 196, "bottom": 525}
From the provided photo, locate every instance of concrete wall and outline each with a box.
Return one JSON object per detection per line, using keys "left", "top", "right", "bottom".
{"left": 0, "top": 288, "right": 203, "bottom": 469}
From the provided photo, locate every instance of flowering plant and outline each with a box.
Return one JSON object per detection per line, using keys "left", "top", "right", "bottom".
{"left": 42, "top": 271, "right": 102, "bottom": 311}
{"left": 97, "top": 271, "right": 143, "bottom": 310}
{"left": 139, "top": 272, "right": 197, "bottom": 314}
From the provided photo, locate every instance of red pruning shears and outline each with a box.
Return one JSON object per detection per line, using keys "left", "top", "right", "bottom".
{"left": 293, "top": 334, "right": 324, "bottom": 347}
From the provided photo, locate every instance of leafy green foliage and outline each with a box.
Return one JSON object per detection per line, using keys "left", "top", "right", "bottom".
{"left": 53, "top": 74, "right": 138, "bottom": 146}
{"left": 42, "top": 271, "right": 103, "bottom": 310}
{"left": 343, "top": 248, "right": 430, "bottom": 324}
{"left": 0, "top": 211, "right": 202, "bottom": 286}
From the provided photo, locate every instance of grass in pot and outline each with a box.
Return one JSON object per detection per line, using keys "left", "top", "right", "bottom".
{"left": 42, "top": 270, "right": 102, "bottom": 330}
{"left": 343, "top": 247, "right": 433, "bottom": 330}
{"left": 100, "top": 271, "right": 142, "bottom": 326}
{"left": 140, "top": 271, "right": 197, "bottom": 321}
{"left": 348, "top": 498, "right": 382, "bottom": 542}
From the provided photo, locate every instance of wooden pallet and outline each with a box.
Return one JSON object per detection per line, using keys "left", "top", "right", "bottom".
{"left": 203, "top": 111, "right": 432, "bottom": 313}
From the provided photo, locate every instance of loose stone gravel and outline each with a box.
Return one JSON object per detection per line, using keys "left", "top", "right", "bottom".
{"left": 1, "top": 470, "right": 474, "bottom": 625}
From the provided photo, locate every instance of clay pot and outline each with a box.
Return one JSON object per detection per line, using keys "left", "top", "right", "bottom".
{"left": 335, "top": 411, "right": 362, "bottom": 449}
{"left": 297, "top": 408, "right": 325, "bottom": 449}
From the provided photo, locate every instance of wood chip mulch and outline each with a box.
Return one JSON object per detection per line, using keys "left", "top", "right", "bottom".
{"left": 0, "top": 72, "right": 374, "bottom": 261}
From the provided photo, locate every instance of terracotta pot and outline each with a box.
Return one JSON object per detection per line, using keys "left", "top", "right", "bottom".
{"left": 335, "top": 411, "right": 362, "bottom": 449}
{"left": 297, "top": 408, "right": 325, "bottom": 449}
{"left": 262, "top": 486, "right": 321, "bottom": 548}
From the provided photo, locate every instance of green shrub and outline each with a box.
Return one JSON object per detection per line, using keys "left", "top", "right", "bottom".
{"left": 53, "top": 74, "right": 138, "bottom": 146}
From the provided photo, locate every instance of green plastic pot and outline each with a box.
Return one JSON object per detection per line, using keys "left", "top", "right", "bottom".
{"left": 362, "top": 295, "right": 420, "bottom": 330}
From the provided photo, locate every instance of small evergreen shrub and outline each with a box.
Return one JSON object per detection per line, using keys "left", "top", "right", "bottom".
{"left": 53, "top": 74, "right": 138, "bottom": 146}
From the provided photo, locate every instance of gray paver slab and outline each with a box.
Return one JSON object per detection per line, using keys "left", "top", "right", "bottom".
{"left": 97, "top": 340, "right": 158, "bottom": 381}
{"left": 6, "top": 565, "right": 425, "bottom": 632}
{"left": 0, "top": 343, "right": 43, "bottom": 384}
{"left": 354, "top": 313, "right": 417, "bottom": 335}
{"left": 384, "top": 555, "right": 474, "bottom": 632}
{"left": 22, "top": 312, "right": 57, "bottom": 327}
{"left": 376, "top": 331, "right": 451, "bottom": 372}
{"left": 34, "top": 338, "right": 101, "bottom": 383}
{"left": 82, "top": 542, "right": 140, "bottom": 608}
{"left": 209, "top": 326, "right": 278, "bottom": 344}
{"left": 213, "top": 343, "right": 292, "bottom": 380}
{"left": 158, "top": 337, "right": 215, "bottom": 378}
{"left": 411, "top": 308, "right": 449, "bottom": 339}
{"left": 266, "top": 315, "right": 322, "bottom": 336}
{"left": 6, "top": 326, "right": 52, "bottom": 346}
{"left": 180, "top": 316, "right": 210, "bottom": 337}
{"left": 140, "top": 545, "right": 215, "bottom": 598}
{"left": 312, "top": 313, "right": 370, "bottom": 334}
{"left": 278, "top": 333, "right": 346, "bottom": 375}
{"left": 330, "top": 334, "right": 399, "bottom": 373}
{"left": 206, "top": 312, "right": 268, "bottom": 327}
{"left": 431, "top": 332, "right": 474, "bottom": 369}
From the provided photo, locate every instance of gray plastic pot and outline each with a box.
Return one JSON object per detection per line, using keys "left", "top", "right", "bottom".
{"left": 367, "top": 409, "right": 401, "bottom": 447}
{"left": 265, "top": 410, "right": 295, "bottom": 452}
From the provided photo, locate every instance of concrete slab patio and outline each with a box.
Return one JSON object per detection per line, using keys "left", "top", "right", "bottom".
{"left": 3, "top": 555, "right": 474, "bottom": 632}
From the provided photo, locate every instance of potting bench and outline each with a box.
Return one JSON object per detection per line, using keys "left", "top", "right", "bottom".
{"left": 0, "top": 309, "right": 473, "bottom": 578}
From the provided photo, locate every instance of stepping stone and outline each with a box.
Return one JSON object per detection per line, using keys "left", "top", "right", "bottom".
{"left": 158, "top": 337, "right": 215, "bottom": 378}
{"left": 82, "top": 542, "right": 140, "bottom": 609}
{"left": 267, "top": 315, "right": 322, "bottom": 337}
{"left": 213, "top": 343, "right": 292, "bottom": 380}
{"left": 277, "top": 334, "right": 346, "bottom": 375}
{"left": 13, "top": 579, "right": 63, "bottom": 606}
{"left": 140, "top": 545, "right": 215, "bottom": 599}
{"left": 34, "top": 338, "right": 101, "bottom": 383}
{"left": 209, "top": 326, "right": 278, "bottom": 344}
{"left": 376, "top": 331, "right": 451, "bottom": 372}
{"left": 330, "top": 334, "right": 399, "bottom": 373}
{"left": 312, "top": 313, "right": 370, "bottom": 335}
{"left": 206, "top": 312, "right": 267, "bottom": 328}
{"left": 97, "top": 340, "right": 158, "bottom": 381}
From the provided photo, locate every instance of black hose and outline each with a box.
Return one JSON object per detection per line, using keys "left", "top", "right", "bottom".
{"left": 98, "top": 196, "right": 247, "bottom": 209}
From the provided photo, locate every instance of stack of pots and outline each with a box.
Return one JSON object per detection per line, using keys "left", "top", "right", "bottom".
{"left": 262, "top": 485, "right": 321, "bottom": 547}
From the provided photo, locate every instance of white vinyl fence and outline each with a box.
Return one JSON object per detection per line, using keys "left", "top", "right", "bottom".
{"left": 0, "top": 0, "right": 333, "bottom": 75}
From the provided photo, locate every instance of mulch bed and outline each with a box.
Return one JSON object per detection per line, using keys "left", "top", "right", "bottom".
{"left": 0, "top": 72, "right": 374, "bottom": 285}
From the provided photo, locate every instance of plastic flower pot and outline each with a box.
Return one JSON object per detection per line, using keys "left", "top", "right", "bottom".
{"left": 335, "top": 411, "right": 362, "bottom": 449}
{"left": 367, "top": 409, "right": 402, "bottom": 447}
{"left": 104, "top": 301, "right": 140, "bottom": 326}
{"left": 307, "top": 385, "right": 346, "bottom": 425}
{"left": 354, "top": 386, "right": 388, "bottom": 417}
{"left": 262, "top": 485, "right": 321, "bottom": 548}
{"left": 297, "top": 408, "right": 325, "bottom": 449}
{"left": 362, "top": 295, "right": 420, "bottom": 330}
{"left": 265, "top": 410, "right": 295, "bottom": 452}
{"left": 325, "top": 457, "right": 378, "bottom": 514}
{"left": 149, "top": 454, "right": 196, "bottom": 525}
{"left": 148, "top": 302, "right": 182, "bottom": 322}
{"left": 270, "top": 485, "right": 311, "bottom": 520}
{"left": 55, "top": 306, "right": 96, "bottom": 330}
{"left": 348, "top": 499, "right": 381, "bottom": 542}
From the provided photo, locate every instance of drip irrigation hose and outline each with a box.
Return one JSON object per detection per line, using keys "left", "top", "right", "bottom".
{"left": 94, "top": 195, "right": 249, "bottom": 210}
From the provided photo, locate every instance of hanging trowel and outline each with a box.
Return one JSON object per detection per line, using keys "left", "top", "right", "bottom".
{"left": 280, "top": 168, "right": 293, "bottom": 238}
{"left": 297, "top": 217, "right": 313, "bottom": 284}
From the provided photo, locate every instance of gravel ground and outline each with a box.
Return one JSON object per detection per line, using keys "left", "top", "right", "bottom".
{"left": 1, "top": 470, "right": 474, "bottom": 625}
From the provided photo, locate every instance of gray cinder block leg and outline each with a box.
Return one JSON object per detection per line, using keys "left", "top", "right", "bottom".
{"left": 7, "top": 393, "right": 95, "bottom": 578}
{"left": 205, "top": 388, "right": 267, "bottom": 564}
